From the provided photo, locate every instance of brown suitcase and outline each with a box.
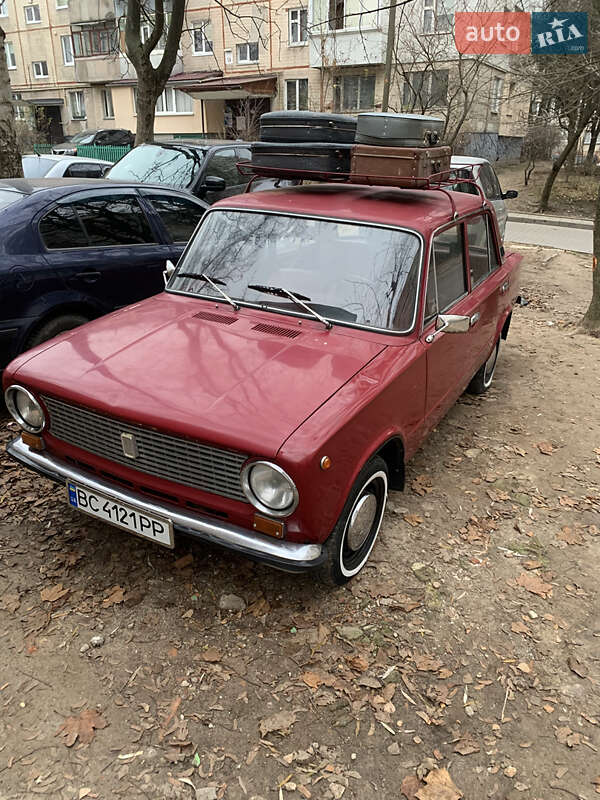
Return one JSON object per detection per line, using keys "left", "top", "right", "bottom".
{"left": 350, "top": 144, "right": 451, "bottom": 188}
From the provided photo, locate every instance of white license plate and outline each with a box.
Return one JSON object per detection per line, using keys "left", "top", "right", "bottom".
{"left": 66, "top": 481, "right": 174, "bottom": 548}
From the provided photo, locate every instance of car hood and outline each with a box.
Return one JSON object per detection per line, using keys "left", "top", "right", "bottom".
{"left": 9, "top": 294, "right": 387, "bottom": 457}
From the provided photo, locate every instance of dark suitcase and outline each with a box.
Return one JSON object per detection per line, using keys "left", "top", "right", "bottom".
{"left": 259, "top": 112, "right": 357, "bottom": 144}
{"left": 356, "top": 113, "right": 444, "bottom": 147}
{"left": 251, "top": 142, "right": 352, "bottom": 177}
{"left": 350, "top": 144, "right": 451, "bottom": 188}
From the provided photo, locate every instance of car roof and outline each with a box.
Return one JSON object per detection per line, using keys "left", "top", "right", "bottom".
{"left": 0, "top": 178, "right": 207, "bottom": 203}
{"left": 212, "top": 183, "right": 487, "bottom": 235}
{"left": 149, "top": 139, "right": 246, "bottom": 150}
{"left": 451, "top": 156, "right": 488, "bottom": 167}
{"left": 22, "top": 154, "right": 112, "bottom": 165}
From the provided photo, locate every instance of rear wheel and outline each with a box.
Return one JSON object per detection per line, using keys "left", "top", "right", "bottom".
{"left": 468, "top": 339, "right": 500, "bottom": 394}
{"left": 320, "top": 456, "right": 388, "bottom": 586}
{"left": 26, "top": 314, "right": 89, "bottom": 350}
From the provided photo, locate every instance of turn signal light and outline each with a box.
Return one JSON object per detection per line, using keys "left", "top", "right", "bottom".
{"left": 21, "top": 431, "right": 44, "bottom": 450}
{"left": 253, "top": 514, "right": 284, "bottom": 539}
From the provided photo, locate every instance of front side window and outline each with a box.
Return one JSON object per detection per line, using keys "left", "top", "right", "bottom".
{"left": 149, "top": 194, "right": 205, "bottom": 242}
{"left": 61, "top": 34, "right": 74, "bottom": 65}
{"left": 107, "top": 144, "right": 204, "bottom": 190}
{"left": 193, "top": 22, "right": 212, "bottom": 54}
{"left": 170, "top": 211, "right": 422, "bottom": 333}
{"left": 204, "top": 149, "right": 239, "bottom": 187}
{"left": 32, "top": 60, "right": 48, "bottom": 78}
{"left": 101, "top": 88, "right": 114, "bottom": 119}
{"left": 236, "top": 42, "right": 258, "bottom": 63}
{"left": 5, "top": 41, "right": 16, "bottom": 69}
{"left": 285, "top": 78, "right": 308, "bottom": 110}
{"left": 69, "top": 90, "right": 85, "bottom": 119}
{"left": 289, "top": 8, "right": 308, "bottom": 43}
{"left": 25, "top": 4, "right": 41, "bottom": 23}
{"left": 335, "top": 74, "right": 375, "bottom": 112}
{"left": 427, "top": 224, "right": 467, "bottom": 318}
{"left": 479, "top": 163, "right": 502, "bottom": 201}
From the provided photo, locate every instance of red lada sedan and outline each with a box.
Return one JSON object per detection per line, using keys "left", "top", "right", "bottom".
{"left": 3, "top": 184, "right": 521, "bottom": 584}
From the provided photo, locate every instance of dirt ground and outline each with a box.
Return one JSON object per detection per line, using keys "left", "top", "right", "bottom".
{"left": 494, "top": 162, "right": 597, "bottom": 219}
{"left": 1, "top": 244, "right": 599, "bottom": 800}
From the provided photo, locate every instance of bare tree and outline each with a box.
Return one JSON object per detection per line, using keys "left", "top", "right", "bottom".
{"left": 583, "top": 114, "right": 600, "bottom": 175}
{"left": 582, "top": 181, "right": 600, "bottom": 332}
{"left": 0, "top": 26, "right": 22, "bottom": 178}
{"left": 124, "top": 0, "right": 187, "bottom": 145}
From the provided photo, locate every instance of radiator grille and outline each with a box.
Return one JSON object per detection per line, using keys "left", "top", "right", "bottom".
{"left": 43, "top": 396, "right": 248, "bottom": 502}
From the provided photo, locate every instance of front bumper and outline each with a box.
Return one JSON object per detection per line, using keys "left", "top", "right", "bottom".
{"left": 7, "top": 438, "right": 324, "bottom": 572}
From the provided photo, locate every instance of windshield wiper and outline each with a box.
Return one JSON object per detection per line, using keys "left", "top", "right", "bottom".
{"left": 176, "top": 272, "right": 240, "bottom": 311}
{"left": 248, "top": 284, "right": 332, "bottom": 330}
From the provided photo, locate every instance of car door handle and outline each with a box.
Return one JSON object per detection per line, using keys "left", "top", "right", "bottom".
{"left": 470, "top": 312, "right": 481, "bottom": 327}
{"left": 499, "top": 280, "right": 510, "bottom": 295}
{"left": 75, "top": 270, "right": 101, "bottom": 283}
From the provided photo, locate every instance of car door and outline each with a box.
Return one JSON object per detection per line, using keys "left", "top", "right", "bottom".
{"left": 478, "top": 163, "right": 507, "bottom": 238}
{"left": 421, "top": 223, "right": 481, "bottom": 427}
{"left": 200, "top": 148, "right": 247, "bottom": 203}
{"left": 141, "top": 190, "right": 208, "bottom": 263}
{"left": 40, "top": 189, "right": 172, "bottom": 310}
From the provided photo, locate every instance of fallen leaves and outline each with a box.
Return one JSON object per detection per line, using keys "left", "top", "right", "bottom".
{"left": 102, "top": 585, "right": 124, "bottom": 608}
{"left": 516, "top": 572, "right": 553, "bottom": 599}
{"left": 401, "top": 775, "right": 421, "bottom": 799}
{"left": 259, "top": 710, "right": 297, "bottom": 737}
{"left": 555, "top": 726, "right": 582, "bottom": 748}
{"left": 511, "top": 621, "right": 531, "bottom": 636}
{"left": 414, "top": 654, "right": 442, "bottom": 672}
{"left": 55, "top": 708, "right": 108, "bottom": 747}
{"left": 40, "top": 583, "right": 69, "bottom": 603}
{"left": 556, "top": 526, "right": 585, "bottom": 545}
{"left": 200, "top": 647, "right": 223, "bottom": 663}
{"left": 0, "top": 592, "right": 20, "bottom": 613}
{"left": 404, "top": 513, "right": 424, "bottom": 527}
{"left": 536, "top": 441, "right": 554, "bottom": 455}
{"left": 567, "top": 655, "right": 588, "bottom": 679}
{"left": 453, "top": 737, "right": 480, "bottom": 756}
{"left": 301, "top": 670, "right": 335, "bottom": 690}
{"left": 415, "top": 769, "right": 462, "bottom": 800}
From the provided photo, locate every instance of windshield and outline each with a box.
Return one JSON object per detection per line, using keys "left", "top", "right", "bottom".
{"left": 107, "top": 144, "right": 204, "bottom": 189}
{"left": 71, "top": 130, "right": 95, "bottom": 143}
{"left": 169, "top": 211, "right": 422, "bottom": 332}
{"left": 0, "top": 189, "right": 24, "bottom": 211}
{"left": 22, "top": 156, "right": 56, "bottom": 178}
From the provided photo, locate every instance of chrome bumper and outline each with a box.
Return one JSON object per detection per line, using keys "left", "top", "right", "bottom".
{"left": 7, "top": 438, "right": 324, "bottom": 572}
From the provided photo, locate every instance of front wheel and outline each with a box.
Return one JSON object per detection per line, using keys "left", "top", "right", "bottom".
{"left": 320, "top": 456, "right": 388, "bottom": 586}
{"left": 468, "top": 339, "right": 500, "bottom": 395}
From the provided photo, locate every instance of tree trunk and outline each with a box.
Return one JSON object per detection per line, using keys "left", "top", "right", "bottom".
{"left": 582, "top": 182, "right": 600, "bottom": 332}
{"left": 538, "top": 108, "right": 592, "bottom": 212}
{"left": 134, "top": 69, "right": 159, "bottom": 145}
{"left": 583, "top": 118, "right": 600, "bottom": 176}
{"left": 0, "top": 26, "right": 23, "bottom": 178}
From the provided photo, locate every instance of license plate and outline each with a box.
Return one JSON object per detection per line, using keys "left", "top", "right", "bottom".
{"left": 66, "top": 481, "right": 174, "bottom": 548}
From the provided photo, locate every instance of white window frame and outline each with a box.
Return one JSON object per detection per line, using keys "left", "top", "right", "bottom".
{"left": 236, "top": 42, "right": 258, "bottom": 64}
{"left": 32, "top": 60, "right": 48, "bottom": 79}
{"left": 56, "top": 0, "right": 68, "bottom": 8}
{"left": 288, "top": 8, "right": 308, "bottom": 45}
{"left": 224, "top": 48, "right": 233, "bottom": 64}
{"left": 193, "top": 22, "right": 212, "bottom": 55}
{"left": 0, "top": 0, "right": 7, "bottom": 18}
{"left": 61, "top": 34, "right": 74, "bottom": 66}
{"left": 423, "top": 0, "right": 451, "bottom": 33}
{"left": 69, "top": 89, "right": 86, "bottom": 120}
{"left": 285, "top": 78, "right": 308, "bottom": 110}
{"left": 491, "top": 77, "right": 503, "bottom": 114}
{"left": 155, "top": 87, "right": 194, "bottom": 116}
{"left": 25, "top": 4, "right": 41, "bottom": 23}
{"left": 101, "top": 88, "right": 114, "bottom": 119}
{"left": 5, "top": 41, "right": 16, "bottom": 70}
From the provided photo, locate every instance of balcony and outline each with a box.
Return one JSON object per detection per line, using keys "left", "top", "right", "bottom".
{"left": 309, "top": 26, "right": 387, "bottom": 67}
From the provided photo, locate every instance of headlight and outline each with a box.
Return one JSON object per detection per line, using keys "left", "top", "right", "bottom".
{"left": 4, "top": 385, "right": 46, "bottom": 433}
{"left": 241, "top": 461, "right": 298, "bottom": 517}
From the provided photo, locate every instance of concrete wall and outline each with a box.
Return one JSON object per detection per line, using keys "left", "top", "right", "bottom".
{"left": 454, "top": 132, "right": 523, "bottom": 161}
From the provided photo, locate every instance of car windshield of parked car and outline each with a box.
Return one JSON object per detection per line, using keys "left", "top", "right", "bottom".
{"left": 0, "top": 189, "right": 24, "bottom": 211}
{"left": 71, "top": 130, "right": 96, "bottom": 144}
{"left": 21, "top": 156, "right": 57, "bottom": 178}
{"left": 170, "top": 210, "right": 422, "bottom": 332}
{"left": 107, "top": 144, "right": 204, "bottom": 189}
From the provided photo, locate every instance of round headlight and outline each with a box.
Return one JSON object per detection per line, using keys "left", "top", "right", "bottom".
{"left": 241, "top": 461, "right": 298, "bottom": 517}
{"left": 4, "top": 385, "right": 45, "bottom": 433}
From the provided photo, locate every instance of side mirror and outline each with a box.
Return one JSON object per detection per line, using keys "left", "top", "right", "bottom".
{"left": 163, "top": 259, "right": 176, "bottom": 287}
{"left": 502, "top": 190, "right": 518, "bottom": 200}
{"left": 425, "top": 314, "right": 470, "bottom": 343}
{"left": 202, "top": 175, "right": 226, "bottom": 193}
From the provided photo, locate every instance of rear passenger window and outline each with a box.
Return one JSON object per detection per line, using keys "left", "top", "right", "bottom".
{"left": 205, "top": 149, "right": 239, "bottom": 187}
{"left": 74, "top": 195, "right": 156, "bottom": 246}
{"left": 149, "top": 195, "right": 205, "bottom": 242}
{"left": 467, "top": 215, "right": 489, "bottom": 286}
{"left": 40, "top": 205, "right": 88, "bottom": 249}
{"left": 429, "top": 225, "right": 467, "bottom": 315}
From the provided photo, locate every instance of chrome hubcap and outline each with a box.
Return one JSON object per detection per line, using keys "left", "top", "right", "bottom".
{"left": 346, "top": 493, "right": 378, "bottom": 551}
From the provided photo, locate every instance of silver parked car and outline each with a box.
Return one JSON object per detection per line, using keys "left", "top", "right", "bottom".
{"left": 22, "top": 154, "right": 111, "bottom": 180}
{"left": 450, "top": 156, "right": 518, "bottom": 240}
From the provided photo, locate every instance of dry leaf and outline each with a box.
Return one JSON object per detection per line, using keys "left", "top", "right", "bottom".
{"left": 516, "top": 572, "right": 552, "bottom": 598}
{"left": 401, "top": 775, "right": 421, "bottom": 800}
{"left": 511, "top": 621, "right": 530, "bottom": 636}
{"left": 517, "top": 662, "right": 532, "bottom": 674}
{"left": 102, "top": 585, "right": 124, "bottom": 608}
{"left": 414, "top": 654, "right": 443, "bottom": 672}
{"left": 259, "top": 710, "right": 296, "bottom": 737}
{"left": 346, "top": 655, "right": 369, "bottom": 672}
{"left": 416, "top": 768, "right": 462, "bottom": 800}
{"left": 454, "top": 738, "right": 480, "bottom": 756}
{"left": 555, "top": 726, "right": 582, "bottom": 747}
{"left": 536, "top": 441, "right": 553, "bottom": 455}
{"left": 404, "top": 514, "right": 424, "bottom": 527}
{"left": 0, "top": 593, "right": 20, "bottom": 613}
{"left": 301, "top": 670, "right": 335, "bottom": 689}
{"left": 174, "top": 553, "right": 193, "bottom": 569}
{"left": 557, "top": 527, "right": 584, "bottom": 545}
{"left": 55, "top": 709, "right": 108, "bottom": 747}
{"left": 201, "top": 647, "right": 222, "bottom": 663}
{"left": 40, "top": 583, "right": 69, "bottom": 603}
{"left": 567, "top": 656, "right": 588, "bottom": 678}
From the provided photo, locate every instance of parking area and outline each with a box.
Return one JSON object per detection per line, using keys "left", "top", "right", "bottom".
{"left": 1, "top": 244, "right": 599, "bottom": 800}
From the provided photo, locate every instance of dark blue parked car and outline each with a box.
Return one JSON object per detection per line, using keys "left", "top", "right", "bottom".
{"left": 0, "top": 178, "right": 208, "bottom": 373}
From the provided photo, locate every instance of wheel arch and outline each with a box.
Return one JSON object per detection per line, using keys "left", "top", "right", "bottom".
{"left": 375, "top": 435, "right": 405, "bottom": 491}
{"left": 22, "top": 300, "right": 100, "bottom": 348}
{"left": 501, "top": 311, "right": 512, "bottom": 340}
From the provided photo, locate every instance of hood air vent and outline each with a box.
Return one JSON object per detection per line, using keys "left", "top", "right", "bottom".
{"left": 193, "top": 310, "right": 237, "bottom": 325}
{"left": 252, "top": 323, "right": 301, "bottom": 339}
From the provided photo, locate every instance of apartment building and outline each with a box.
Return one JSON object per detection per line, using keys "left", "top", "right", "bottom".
{"left": 3, "top": 0, "right": 528, "bottom": 145}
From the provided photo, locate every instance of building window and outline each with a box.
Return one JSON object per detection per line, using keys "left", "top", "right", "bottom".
{"left": 140, "top": 14, "right": 171, "bottom": 51}
{"left": 236, "top": 42, "right": 258, "bottom": 63}
{"left": 32, "top": 60, "right": 48, "bottom": 78}
{"left": 13, "top": 94, "right": 26, "bottom": 119}
{"left": 56, "top": 0, "right": 68, "bottom": 7}
{"left": 289, "top": 8, "right": 308, "bottom": 44}
{"left": 0, "top": 0, "right": 7, "bottom": 18}
{"left": 101, "top": 88, "right": 114, "bottom": 118}
{"left": 61, "top": 34, "right": 74, "bottom": 66}
{"left": 224, "top": 49, "right": 233, "bottom": 64}
{"left": 25, "top": 4, "right": 41, "bottom": 23}
{"left": 5, "top": 41, "right": 16, "bottom": 70}
{"left": 155, "top": 87, "right": 193, "bottom": 115}
{"left": 193, "top": 22, "right": 212, "bottom": 54}
{"left": 285, "top": 78, "right": 308, "bottom": 110}
{"left": 328, "top": 0, "right": 344, "bottom": 30}
{"left": 403, "top": 70, "right": 448, "bottom": 108}
{"left": 72, "top": 23, "right": 119, "bottom": 57}
{"left": 490, "top": 76, "right": 503, "bottom": 114}
{"left": 423, "top": 0, "right": 451, "bottom": 33}
{"left": 334, "top": 74, "right": 375, "bottom": 112}
{"left": 69, "top": 90, "right": 86, "bottom": 119}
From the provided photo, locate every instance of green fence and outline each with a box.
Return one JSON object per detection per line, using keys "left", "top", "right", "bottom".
{"left": 32, "top": 144, "right": 130, "bottom": 162}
